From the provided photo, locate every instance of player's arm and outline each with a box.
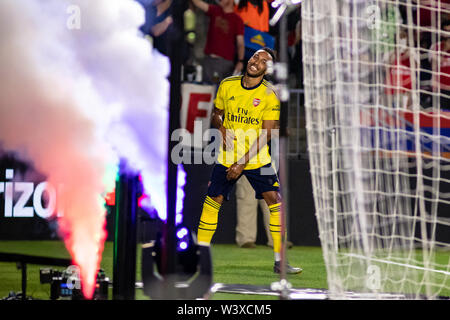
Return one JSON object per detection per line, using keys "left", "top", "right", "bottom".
{"left": 211, "top": 107, "right": 224, "bottom": 129}
{"left": 151, "top": 16, "right": 173, "bottom": 37}
{"left": 190, "top": 0, "right": 209, "bottom": 12}
{"left": 241, "top": 119, "right": 279, "bottom": 164}
{"left": 226, "top": 120, "right": 279, "bottom": 180}
{"left": 233, "top": 35, "right": 245, "bottom": 74}
{"left": 212, "top": 107, "right": 235, "bottom": 150}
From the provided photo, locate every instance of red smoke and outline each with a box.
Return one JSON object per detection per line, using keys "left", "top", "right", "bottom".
{"left": 0, "top": 1, "right": 111, "bottom": 298}
{"left": 0, "top": 0, "right": 170, "bottom": 299}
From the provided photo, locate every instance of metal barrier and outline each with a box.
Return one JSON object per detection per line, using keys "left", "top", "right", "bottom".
{"left": 287, "top": 89, "right": 307, "bottom": 159}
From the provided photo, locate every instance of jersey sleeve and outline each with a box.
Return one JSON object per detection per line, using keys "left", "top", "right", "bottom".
{"left": 262, "top": 90, "right": 280, "bottom": 121}
{"left": 214, "top": 80, "right": 226, "bottom": 110}
{"left": 207, "top": 4, "right": 220, "bottom": 17}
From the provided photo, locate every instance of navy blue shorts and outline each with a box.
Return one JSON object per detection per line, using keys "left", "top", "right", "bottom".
{"left": 207, "top": 163, "right": 280, "bottom": 200}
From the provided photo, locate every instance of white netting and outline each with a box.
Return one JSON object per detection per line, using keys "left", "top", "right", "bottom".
{"left": 302, "top": 0, "right": 450, "bottom": 299}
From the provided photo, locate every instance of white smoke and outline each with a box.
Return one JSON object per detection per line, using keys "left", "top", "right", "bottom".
{"left": 0, "top": 0, "right": 171, "bottom": 298}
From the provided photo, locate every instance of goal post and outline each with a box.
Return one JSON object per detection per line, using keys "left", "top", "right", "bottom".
{"left": 302, "top": 0, "right": 450, "bottom": 299}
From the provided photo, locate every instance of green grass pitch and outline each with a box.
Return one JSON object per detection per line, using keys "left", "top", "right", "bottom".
{"left": 0, "top": 241, "right": 326, "bottom": 300}
{"left": 1, "top": 241, "right": 448, "bottom": 300}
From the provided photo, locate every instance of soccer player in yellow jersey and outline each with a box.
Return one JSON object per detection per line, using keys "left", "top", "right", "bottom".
{"left": 197, "top": 47, "right": 302, "bottom": 274}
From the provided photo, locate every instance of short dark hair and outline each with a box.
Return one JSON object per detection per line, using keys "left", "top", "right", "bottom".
{"left": 261, "top": 47, "right": 277, "bottom": 61}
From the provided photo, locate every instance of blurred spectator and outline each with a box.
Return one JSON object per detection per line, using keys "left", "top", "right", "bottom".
{"left": 139, "top": 0, "right": 190, "bottom": 65}
{"left": 181, "top": 2, "right": 200, "bottom": 81}
{"left": 234, "top": 0, "right": 269, "bottom": 33}
{"left": 409, "top": 0, "right": 450, "bottom": 27}
{"left": 429, "top": 19, "right": 450, "bottom": 107}
{"left": 139, "top": 0, "right": 174, "bottom": 56}
{"left": 191, "top": 0, "right": 245, "bottom": 84}
{"left": 234, "top": 0, "right": 275, "bottom": 64}
{"left": 235, "top": 176, "right": 272, "bottom": 248}
{"left": 384, "top": 28, "right": 419, "bottom": 109}
{"left": 419, "top": 31, "right": 434, "bottom": 108}
{"left": 235, "top": 175, "right": 293, "bottom": 249}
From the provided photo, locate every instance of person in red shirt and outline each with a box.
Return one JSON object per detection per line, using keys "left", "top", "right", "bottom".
{"left": 411, "top": 0, "right": 450, "bottom": 27}
{"left": 385, "top": 28, "right": 419, "bottom": 109}
{"left": 191, "top": 0, "right": 245, "bottom": 84}
{"left": 429, "top": 19, "right": 450, "bottom": 108}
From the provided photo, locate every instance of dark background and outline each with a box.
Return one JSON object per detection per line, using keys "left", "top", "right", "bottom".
{"left": 0, "top": 153, "right": 320, "bottom": 246}
{"left": 3, "top": 152, "right": 449, "bottom": 248}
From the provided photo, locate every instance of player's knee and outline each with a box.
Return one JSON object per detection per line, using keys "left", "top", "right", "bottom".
{"left": 262, "top": 191, "right": 281, "bottom": 206}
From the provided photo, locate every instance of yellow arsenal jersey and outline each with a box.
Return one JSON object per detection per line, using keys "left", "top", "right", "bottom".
{"left": 214, "top": 75, "right": 280, "bottom": 170}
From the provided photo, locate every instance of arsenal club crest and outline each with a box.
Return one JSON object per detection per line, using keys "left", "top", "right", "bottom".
{"left": 253, "top": 98, "right": 260, "bottom": 107}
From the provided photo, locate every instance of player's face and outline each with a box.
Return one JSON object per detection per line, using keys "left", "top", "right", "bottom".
{"left": 246, "top": 50, "right": 272, "bottom": 78}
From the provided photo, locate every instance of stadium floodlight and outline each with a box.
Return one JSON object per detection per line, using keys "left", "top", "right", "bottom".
{"left": 271, "top": 0, "right": 303, "bottom": 8}
{"left": 302, "top": 0, "right": 450, "bottom": 299}
{"left": 270, "top": 0, "right": 303, "bottom": 26}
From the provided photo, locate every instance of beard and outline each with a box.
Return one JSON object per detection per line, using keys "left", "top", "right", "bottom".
{"left": 246, "top": 72, "right": 263, "bottom": 78}
{"left": 246, "top": 65, "right": 265, "bottom": 78}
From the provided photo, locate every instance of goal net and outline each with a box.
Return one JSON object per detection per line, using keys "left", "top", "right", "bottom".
{"left": 302, "top": 0, "right": 450, "bottom": 299}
